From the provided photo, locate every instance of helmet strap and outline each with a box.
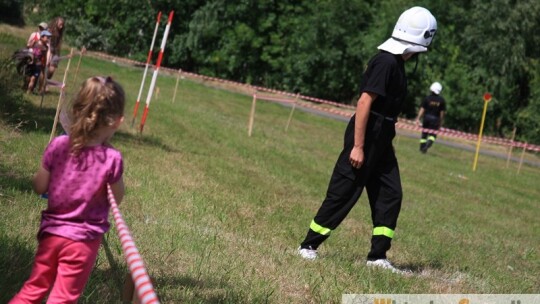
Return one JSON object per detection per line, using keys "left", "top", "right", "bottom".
{"left": 412, "top": 53, "right": 419, "bottom": 75}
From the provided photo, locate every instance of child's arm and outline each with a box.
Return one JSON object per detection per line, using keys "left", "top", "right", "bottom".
{"left": 109, "top": 177, "right": 125, "bottom": 205}
{"left": 32, "top": 166, "right": 50, "bottom": 194}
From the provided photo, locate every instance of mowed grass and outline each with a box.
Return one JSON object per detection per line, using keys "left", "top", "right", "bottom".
{"left": 1, "top": 28, "right": 539, "bottom": 303}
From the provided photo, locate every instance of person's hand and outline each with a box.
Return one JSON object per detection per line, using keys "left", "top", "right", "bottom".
{"left": 415, "top": 119, "right": 420, "bottom": 127}
{"left": 349, "top": 146, "right": 364, "bottom": 169}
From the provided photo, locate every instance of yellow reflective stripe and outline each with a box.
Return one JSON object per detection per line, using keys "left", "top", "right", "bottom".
{"left": 420, "top": 139, "right": 427, "bottom": 143}
{"left": 373, "top": 226, "right": 394, "bottom": 238}
{"left": 310, "top": 220, "right": 332, "bottom": 235}
{"left": 427, "top": 135, "right": 436, "bottom": 141}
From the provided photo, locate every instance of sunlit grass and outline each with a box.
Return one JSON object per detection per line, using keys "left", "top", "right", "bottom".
{"left": 1, "top": 28, "right": 539, "bottom": 303}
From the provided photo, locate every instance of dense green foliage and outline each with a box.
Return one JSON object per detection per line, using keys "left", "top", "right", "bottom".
{"left": 0, "top": 0, "right": 24, "bottom": 25}
{"left": 28, "top": 0, "right": 540, "bottom": 143}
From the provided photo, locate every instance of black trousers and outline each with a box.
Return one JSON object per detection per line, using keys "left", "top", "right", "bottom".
{"left": 420, "top": 115, "right": 440, "bottom": 152}
{"left": 300, "top": 115, "right": 403, "bottom": 260}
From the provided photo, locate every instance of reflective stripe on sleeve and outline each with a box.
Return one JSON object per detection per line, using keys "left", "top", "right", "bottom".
{"left": 373, "top": 226, "right": 395, "bottom": 238}
{"left": 310, "top": 220, "right": 332, "bottom": 235}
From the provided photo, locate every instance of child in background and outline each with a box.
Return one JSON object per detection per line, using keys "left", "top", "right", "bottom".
{"left": 26, "top": 30, "right": 51, "bottom": 94}
{"left": 10, "top": 76, "right": 126, "bottom": 303}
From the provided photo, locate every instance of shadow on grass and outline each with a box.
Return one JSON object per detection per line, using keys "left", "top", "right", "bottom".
{"left": 114, "top": 131, "right": 180, "bottom": 153}
{"left": 1, "top": 97, "right": 58, "bottom": 134}
{"left": 0, "top": 234, "right": 36, "bottom": 303}
{"left": 0, "top": 162, "right": 31, "bottom": 193}
{"left": 153, "top": 274, "right": 245, "bottom": 303}
{"left": 401, "top": 260, "right": 445, "bottom": 273}
{"left": 0, "top": 58, "right": 59, "bottom": 134}
{"left": 98, "top": 234, "right": 244, "bottom": 303}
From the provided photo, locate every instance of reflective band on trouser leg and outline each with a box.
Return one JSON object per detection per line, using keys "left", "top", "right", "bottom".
{"left": 373, "top": 226, "right": 394, "bottom": 238}
{"left": 420, "top": 139, "right": 427, "bottom": 143}
{"left": 310, "top": 220, "right": 332, "bottom": 235}
{"left": 427, "top": 135, "right": 436, "bottom": 141}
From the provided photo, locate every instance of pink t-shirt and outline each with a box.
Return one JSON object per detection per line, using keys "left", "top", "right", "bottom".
{"left": 39, "top": 135, "right": 123, "bottom": 241}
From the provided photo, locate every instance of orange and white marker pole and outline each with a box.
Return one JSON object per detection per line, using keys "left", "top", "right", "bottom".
{"left": 472, "top": 92, "right": 492, "bottom": 171}
{"left": 140, "top": 11, "right": 174, "bottom": 134}
{"left": 131, "top": 11, "right": 162, "bottom": 128}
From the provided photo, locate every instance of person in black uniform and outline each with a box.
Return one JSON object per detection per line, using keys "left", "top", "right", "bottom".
{"left": 415, "top": 82, "right": 446, "bottom": 153}
{"left": 297, "top": 6, "right": 437, "bottom": 273}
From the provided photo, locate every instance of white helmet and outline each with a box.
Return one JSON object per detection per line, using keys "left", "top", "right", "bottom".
{"left": 378, "top": 7, "right": 437, "bottom": 55}
{"left": 430, "top": 82, "right": 442, "bottom": 94}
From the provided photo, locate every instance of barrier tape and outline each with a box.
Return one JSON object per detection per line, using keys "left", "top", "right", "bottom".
{"left": 107, "top": 185, "right": 159, "bottom": 304}
{"left": 396, "top": 119, "right": 540, "bottom": 152}
{"left": 85, "top": 51, "right": 539, "bottom": 153}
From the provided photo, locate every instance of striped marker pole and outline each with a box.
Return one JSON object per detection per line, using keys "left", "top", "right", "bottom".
{"left": 131, "top": 11, "right": 162, "bottom": 128}
{"left": 139, "top": 11, "right": 174, "bottom": 134}
{"left": 107, "top": 185, "right": 159, "bottom": 304}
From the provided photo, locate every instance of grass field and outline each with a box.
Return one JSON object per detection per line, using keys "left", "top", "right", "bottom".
{"left": 1, "top": 25, "right": 539, "bottom": 303}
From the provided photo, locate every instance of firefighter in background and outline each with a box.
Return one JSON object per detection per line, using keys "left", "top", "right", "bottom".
{"left": 415, "top": 82, "right": 446, "bottom": 153}
{"left": 297, "top": 7, "right": 437, "bottom": 274}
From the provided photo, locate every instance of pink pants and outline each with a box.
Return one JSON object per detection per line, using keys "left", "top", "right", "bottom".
{"left": 10, "top": 234, "right": 102, "bottom": 304}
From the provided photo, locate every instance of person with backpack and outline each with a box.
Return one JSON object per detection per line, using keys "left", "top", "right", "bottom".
{"left": 26, "top": 30, "right": 51, "bottom": 95}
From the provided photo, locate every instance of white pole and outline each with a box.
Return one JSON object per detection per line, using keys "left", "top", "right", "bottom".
{"left": 285, "top": 93, "right": 299, "bottom": 132}
{"left": 172, "top": 69, "right": 182, "bottom": 103}
{"left": 505, "top": 127, "right": 516, "bottom": 168}
{"left": 49, "top": 48, "right": 74, "bottom": 142}
{"left": 517, "top": 143, "right": 527, "bottom": 174}
{"left": 248, "top": 93, "right": 257, "bottom": 137}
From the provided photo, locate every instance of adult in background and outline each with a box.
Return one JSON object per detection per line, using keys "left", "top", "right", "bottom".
{"left": 26, "top": 22, "right": 48, "bottom": 48}
{"left": 415, "top": 82, "right": 446, "bottom": 153}
{"left": 47, "top": 17, "right": 65, "bottom": 80}
{"left": 297, "top": 7, "right": 437, "bottom": 274}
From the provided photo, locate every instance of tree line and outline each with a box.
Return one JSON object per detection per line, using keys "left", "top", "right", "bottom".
{"left": 9, "top": 0, "right": 540, "bottom": 144}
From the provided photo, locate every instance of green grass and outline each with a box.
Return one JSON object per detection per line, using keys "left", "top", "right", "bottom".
{"left": 1, "top": 26, "right": 539, "bottom": 303}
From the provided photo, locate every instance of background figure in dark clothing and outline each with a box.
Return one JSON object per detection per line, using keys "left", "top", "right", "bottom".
{"left": 415, "top": 82, "right": 446, "bottom": 153}
{"left": 297, "top": 7, "right": 437, "bottom": 274}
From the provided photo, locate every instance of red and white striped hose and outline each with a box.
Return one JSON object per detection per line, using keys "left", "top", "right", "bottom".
{"left": 107, "top": 185, "right": 159, "bottom": 304}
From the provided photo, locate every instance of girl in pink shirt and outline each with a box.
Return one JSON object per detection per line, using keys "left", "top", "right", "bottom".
{"left": 10, "top": 76, "right": 126, "bottom": 303}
